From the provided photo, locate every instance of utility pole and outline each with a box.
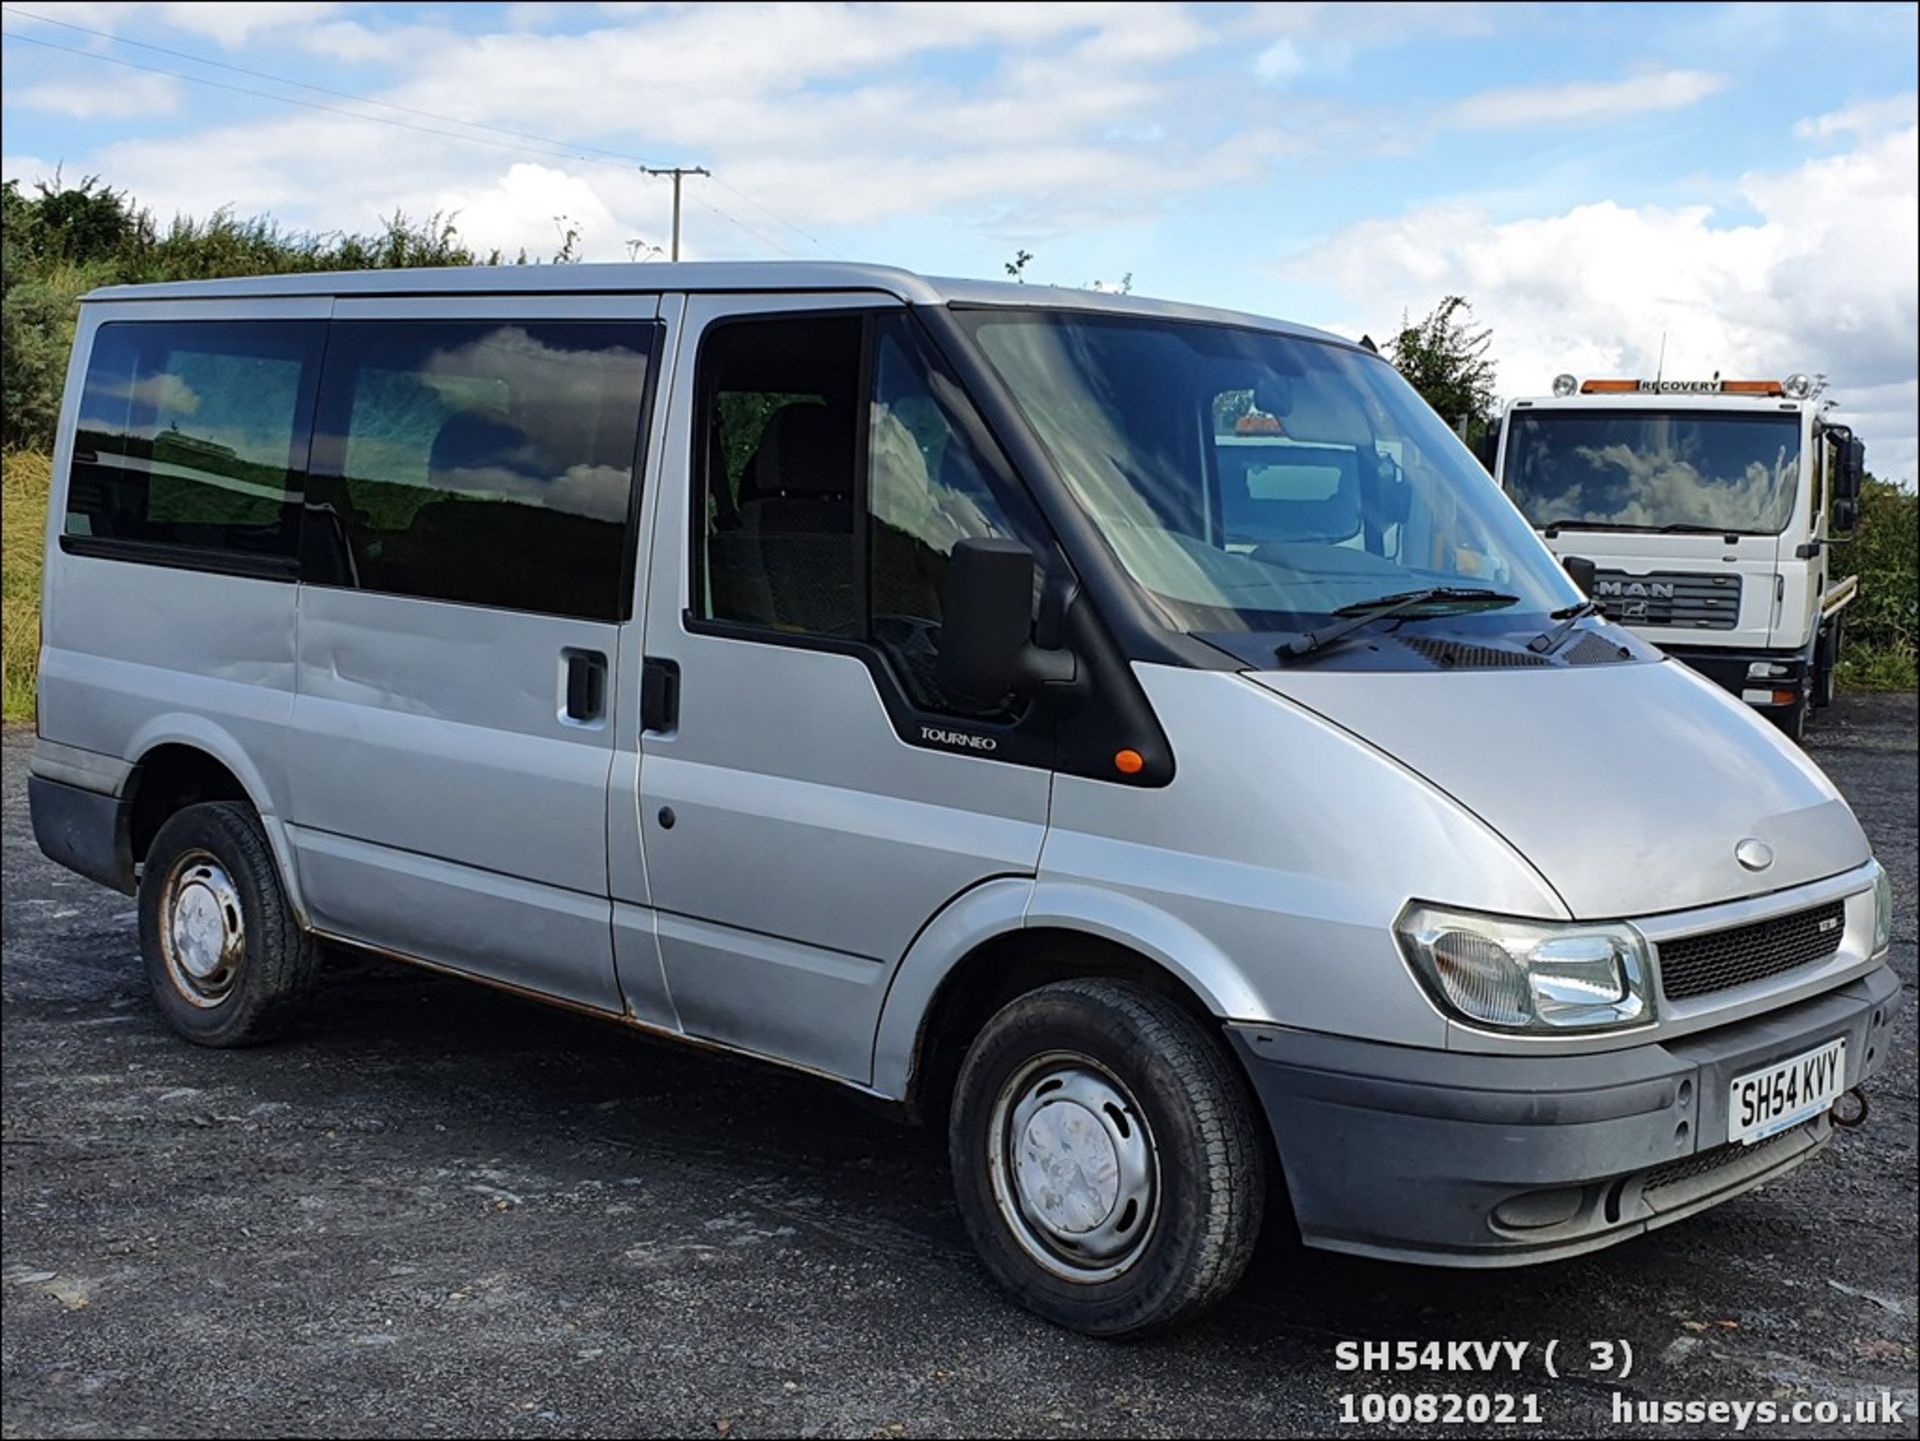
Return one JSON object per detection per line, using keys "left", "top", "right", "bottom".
{"left": 641, "top": 166, "right": 709, "bottom": 261}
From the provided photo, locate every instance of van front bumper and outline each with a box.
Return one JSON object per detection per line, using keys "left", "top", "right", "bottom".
{"left": 1229, "top": 963, "right": 1900, "bottom": 1267}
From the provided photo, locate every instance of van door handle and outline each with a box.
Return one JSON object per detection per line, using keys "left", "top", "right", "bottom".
{"left": 563, "top": 649, "right": 608, "bottom": 723}
{"left": 641, "top": 656, "right": 679, "bottom": 734}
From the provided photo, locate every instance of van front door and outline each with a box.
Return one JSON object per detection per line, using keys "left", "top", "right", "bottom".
{"left": 631, "top": 294, "right": 1054, "bottom": 1080}
{"left": 287, "top": 296, "right": 661, "bottom": 1010}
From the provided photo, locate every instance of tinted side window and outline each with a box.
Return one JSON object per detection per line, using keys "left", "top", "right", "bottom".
{"left": 696, "top": 315, "right": 862, "bottom": 637}
{"left": 66, "top": 320, "right": 322, "bottom": 562}
{"left": 308, "top": 321, "right": 654, "bottom": 621}
{"left": 868, "top": 318, "right": 1043, "bottom": 710}
{"left": 695, "top": 312, "right": 1047, "bottom": 716}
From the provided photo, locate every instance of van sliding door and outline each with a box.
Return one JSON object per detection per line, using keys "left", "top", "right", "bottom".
{"left": 285, "top": 294, "right": 661, "bottom": 1010}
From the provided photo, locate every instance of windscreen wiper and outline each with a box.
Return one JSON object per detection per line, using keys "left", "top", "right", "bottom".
{"left": 1277, "top": 587, "right": 1521, "bottom": 662}
{"left": 1538, "top": 518, "right": 1652, "bottom": 536}
{"left": 1528, "top": 598, "right": 1605, "bottom": 655}
{"left": 1657, "top": 522, "right": 1747, "bottom": 539}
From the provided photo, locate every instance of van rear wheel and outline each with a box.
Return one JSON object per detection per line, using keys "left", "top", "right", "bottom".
{"left": 948, "top": 978, "right": 1264, "bottom": 1337}
{"left": 138, "top": 801, "right": 321, "bottom": 1047}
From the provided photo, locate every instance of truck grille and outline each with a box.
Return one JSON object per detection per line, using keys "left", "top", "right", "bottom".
{"left": 1656, "top": 900, "right": 1847, "bottom": 1002}
{"left": 1592, "top": 570, "right": 1741, "bottom": 630}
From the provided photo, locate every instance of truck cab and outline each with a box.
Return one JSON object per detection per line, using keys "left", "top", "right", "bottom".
{"left": 1488, "top": 375, "right": 1865, "bottom": 739}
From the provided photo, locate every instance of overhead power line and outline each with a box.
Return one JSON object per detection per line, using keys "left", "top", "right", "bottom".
{"left": 1, "top": 4, "right": 659, "bottom": 167}
{"left": 1, "top": 7, "right": 830, "bottom": 259}
{"left": 2, "top": 28, "right": 630, "bottom": 170}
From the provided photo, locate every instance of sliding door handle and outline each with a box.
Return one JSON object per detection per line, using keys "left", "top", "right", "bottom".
{"left": 562, "top": 649, "right": 608, "bottom": 723}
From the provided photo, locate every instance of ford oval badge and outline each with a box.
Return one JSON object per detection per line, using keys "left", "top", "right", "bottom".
{"left": 1735, "top": 838, "right": 1774, "bottom": 872}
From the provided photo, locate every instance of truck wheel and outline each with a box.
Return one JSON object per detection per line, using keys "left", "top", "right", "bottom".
{"left": 1775, "top": 693, "right": 1809, "bottom": 744}
{"left": 1815, "top": 617, "right": 1843, "bottom": 708}
{"left": 138, "top": 801, "right": 321, "bottom": 1047}
{"left": 948, "top": 978, "right": 1264, "bottom": 1338}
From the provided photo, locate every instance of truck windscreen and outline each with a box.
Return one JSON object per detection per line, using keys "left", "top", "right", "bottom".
{"left": 1502, "top": 410, "right": 1802, "bottom": 536}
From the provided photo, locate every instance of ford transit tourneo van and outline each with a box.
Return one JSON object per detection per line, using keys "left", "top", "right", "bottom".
{"left": 30, "top": 264, "right": 1900, "bottom": 1336}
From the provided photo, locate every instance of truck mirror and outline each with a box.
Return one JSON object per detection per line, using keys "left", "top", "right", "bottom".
{"left": 1472, "top": 430, "right": 1500, "bottom": 475}
{"left": 1563, "top": 555, "right": 1598, "bottom": 596}
{"left": 1836, "top": 437, "right": 1866, "bottom": 502}
{"left": 935, "top": 538, "right": 1074, "bottom": 714}
{"left": 1833, "top": 497, "right": 1859, "bottom": 535}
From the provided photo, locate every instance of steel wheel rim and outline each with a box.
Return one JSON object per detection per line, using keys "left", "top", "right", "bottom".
{"left": 987, "top": 1050, "right": 1158, "bottom": 1283}
{"left": 159, "top": 850, "right": 245, "bottom": 1008}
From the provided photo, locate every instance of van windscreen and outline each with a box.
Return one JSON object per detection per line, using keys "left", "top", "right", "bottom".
{"left": 957, "top": 311, "right": 1576, "bottom": 636}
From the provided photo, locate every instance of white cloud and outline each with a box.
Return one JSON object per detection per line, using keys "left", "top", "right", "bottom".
{"left": 1444, "top": 69, "right": 1730, "bottom": 130}
{"left": 155, "top": 2, "right": 343, "bottom": 49}
{"left": 2, "top": 154, "right": 55, "bottom": 184}
{"left": 1284, "top": 117, "right": 1920, "bottom": 484}
{"left": 1793, "top": 93, "right": 1918, "bottom": 142}
{"left": 76, "top": 1, "right": 1293, "bottom": 252}
{"left": 431, "top": 163, "right": 629, "bottom": 263}
{"left": 294, "top": 19, "right": 406, "bottom": 64}
{"left": 1253, "top": 39, "right": 1306, "bottom": 86}
{"left": 10, "top": 70, "right": 180, "bottom": 119}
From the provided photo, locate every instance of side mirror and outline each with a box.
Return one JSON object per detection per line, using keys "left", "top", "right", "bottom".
{"left": 935, "top": 538, "right": 1075, "bottom": 714}
{"left": 1835, "top": 436, "right": 1866, "bottom": 502}
{"left": 1563, "top": 555, "right": 1598, "bottom": 597}
{"left": 1472, "top": 429, "right": 1501, "bottom": 475}
{"left": 1833, "top": 497, "right": 1859, "bottom": 535}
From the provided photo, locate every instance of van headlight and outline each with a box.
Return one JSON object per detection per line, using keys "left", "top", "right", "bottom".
{"left": 1395, "top": 904, "right": 1653, "bottom": 1032}
{"left": 1871, "top": 862, "right": 1893, "bottom": 957}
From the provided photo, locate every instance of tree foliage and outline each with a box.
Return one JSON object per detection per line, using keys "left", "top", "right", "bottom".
{"left": 1385, "top": 295, "right": 1499, "bottom": 441}
{"left": 1836, "top": 475, "right": 1918, "bottom": 689}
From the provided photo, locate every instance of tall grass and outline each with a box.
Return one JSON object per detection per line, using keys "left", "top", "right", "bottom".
{"left": 2, "top": 450, "right": 49, "bottom": 723}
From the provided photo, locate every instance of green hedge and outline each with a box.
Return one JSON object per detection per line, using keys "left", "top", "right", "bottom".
{"left": 1835, "top": 477, "right": 1919, "bottom": 691}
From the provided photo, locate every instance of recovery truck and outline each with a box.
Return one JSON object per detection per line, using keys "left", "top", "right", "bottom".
{"left": 1485, "top": 373, "right": 1865, "bottom": 740}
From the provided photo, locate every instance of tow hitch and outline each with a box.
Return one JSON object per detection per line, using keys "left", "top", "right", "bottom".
{"left": 1833, "top": 1087, "right": 1869, "bottom": 1129}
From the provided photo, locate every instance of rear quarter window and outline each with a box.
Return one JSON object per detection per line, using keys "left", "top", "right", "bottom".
{"left": 65, "top": 319, "right": 323, "bottom": 564}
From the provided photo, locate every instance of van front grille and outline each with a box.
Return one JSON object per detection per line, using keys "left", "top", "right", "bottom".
{"left": 1656, "top": 900, "right": 1846, "bottom": 1002}
{"left": 1640, "top": 1122, "right": 1811, "bottom": 1202}
{"left": 1592, "top": 570, "right": 1741, "bottom": 630}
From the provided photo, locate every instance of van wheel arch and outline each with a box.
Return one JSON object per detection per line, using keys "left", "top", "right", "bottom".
{"left": 906, "top": 928, "right": 1230, "bottom": 1125}
{"left": 127, "top": 745, "right": 254, "bottom": 868}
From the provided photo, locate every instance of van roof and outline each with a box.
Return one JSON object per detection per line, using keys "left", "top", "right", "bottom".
{"left": 81, "top": 260, "right": 1353, "bottom": 348}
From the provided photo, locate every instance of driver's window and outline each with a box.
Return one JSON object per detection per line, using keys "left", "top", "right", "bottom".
{"left": 868, "top": 317, "right": 1041, "bottom": 712}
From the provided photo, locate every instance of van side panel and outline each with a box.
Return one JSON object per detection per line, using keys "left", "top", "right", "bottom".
{"left": 288, "top": 594, "right": 619, "bottom": 896}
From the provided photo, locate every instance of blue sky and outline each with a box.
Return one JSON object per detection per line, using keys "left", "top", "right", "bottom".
{"left": 4, "top": 1, "right": 1917, "bottom": 478}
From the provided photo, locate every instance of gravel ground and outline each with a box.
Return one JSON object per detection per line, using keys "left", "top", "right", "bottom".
{"left": 3, "top": 695, "right": 1915, "bottom": 1440}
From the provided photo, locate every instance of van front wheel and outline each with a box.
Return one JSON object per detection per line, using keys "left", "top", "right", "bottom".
{"left": 948, "top": 978, "right": 1265, "bottom": 1337}
{"left": 138, "top": 801, "right": 321, "bottom": 1047}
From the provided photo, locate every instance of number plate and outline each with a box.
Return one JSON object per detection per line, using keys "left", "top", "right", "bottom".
{"left": 1728, "top": 1038, "right": 1846, "bottom": 1145}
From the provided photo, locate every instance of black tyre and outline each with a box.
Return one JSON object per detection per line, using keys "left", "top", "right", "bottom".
{"left": 948, "top": 978, "right": 1265, "bottom": 1338}
{"left": 1815, "top": 617, "right": 1842, "bottom": 709}
{"left": 1775, "top": 692, "right": 1809, "bottom": 744}
{"left": 138, "top": 801, "right": 321, "bottom": 1047}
